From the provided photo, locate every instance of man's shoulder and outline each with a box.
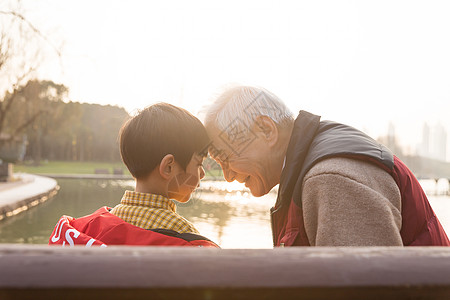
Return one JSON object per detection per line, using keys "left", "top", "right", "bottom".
{"left": 304, "top": 156, "right": 394, "bottom": 185}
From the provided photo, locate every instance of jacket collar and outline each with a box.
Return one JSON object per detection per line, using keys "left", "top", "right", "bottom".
{"left": 276, "top": 110, "right": 321, "bottom": 208}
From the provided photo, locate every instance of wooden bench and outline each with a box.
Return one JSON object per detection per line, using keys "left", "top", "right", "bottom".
{"left": 0, "top": 245, "right": 449, "bottom": 299}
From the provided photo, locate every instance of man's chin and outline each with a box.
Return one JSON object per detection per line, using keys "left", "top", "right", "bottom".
{"left": 248, "top": 186, "right": 268, "bottom": 197}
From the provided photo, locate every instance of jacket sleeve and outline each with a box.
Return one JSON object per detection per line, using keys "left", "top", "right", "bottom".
{"left": 301, "top": 157, "right": 403, "bottom": 246}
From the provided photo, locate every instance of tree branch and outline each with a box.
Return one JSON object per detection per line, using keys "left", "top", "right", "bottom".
{"left": 11, "top": 110, "right": 45, "bottom": 137}
{"left": 1, "top": 66, "right": 35, "bottom": 114}
{"left": 0, "top": 10, "right": 61, "bottom": 57}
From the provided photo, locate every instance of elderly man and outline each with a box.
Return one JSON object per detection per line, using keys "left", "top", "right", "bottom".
{"left": 204, "top": 86, "right": 449, "bottom": 247}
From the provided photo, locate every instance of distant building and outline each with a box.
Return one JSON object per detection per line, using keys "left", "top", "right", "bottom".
{"left": 387, "top": 122, "right": 396, "bottom": 149}
{"left": 430, "top": 123, "right": 447, "bottom": 161}
{"left": 417, "top": 122, "right": 447, "bottom": 161}
{"left": 418, "top": 123, "right": 430, "bottom": 158}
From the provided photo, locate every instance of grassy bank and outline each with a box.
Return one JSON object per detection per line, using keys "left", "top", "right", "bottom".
{"left": 13, "top": 160, "right": 224, "bottom": 180}
{"left": 13, "top": 161, "right": 130, "bottom": 175}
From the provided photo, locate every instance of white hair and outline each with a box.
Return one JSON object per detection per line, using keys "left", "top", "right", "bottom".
{"left": 205, "top": 86, "right": 294, "bottom": 137}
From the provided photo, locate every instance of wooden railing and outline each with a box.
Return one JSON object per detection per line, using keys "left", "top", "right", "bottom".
{"left": 0, "top": 245, "right": 449, "bottom": 299}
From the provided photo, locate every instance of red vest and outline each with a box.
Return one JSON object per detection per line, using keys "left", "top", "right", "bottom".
{"left": 391, "top": 156, "right": 449, "bottom": 245}
{"left": 49, "top": 207, "right": 219, "bottom": 248}
{"left": 271, "top": 111, "right": 450, "bottom": 247}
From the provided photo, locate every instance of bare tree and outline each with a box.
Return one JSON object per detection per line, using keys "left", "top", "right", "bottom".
{"left": 0, "top": 0, "right": 62, "bottom": 147}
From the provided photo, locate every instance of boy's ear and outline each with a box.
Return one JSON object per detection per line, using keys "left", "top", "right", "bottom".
{"left": 159, "top": 154, "right": 175, "bottom": 179}
{"left": 253, "top": 115, "right": 279, "bottom": 147}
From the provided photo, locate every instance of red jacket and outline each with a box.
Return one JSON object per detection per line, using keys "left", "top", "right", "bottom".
{"left": 49, "top": 207, "right": 219, "bottom": 248}
{"left": 271, "top": 111, "right": 450, "bottom": 246}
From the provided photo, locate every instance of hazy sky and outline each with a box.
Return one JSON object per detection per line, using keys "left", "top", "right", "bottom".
{"left": 7, "top": 0, "right": 450, "bottom": 158}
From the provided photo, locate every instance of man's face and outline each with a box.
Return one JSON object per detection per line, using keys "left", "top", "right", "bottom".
{"left": 207, "top": 126, "right": 275, "bottom": 197}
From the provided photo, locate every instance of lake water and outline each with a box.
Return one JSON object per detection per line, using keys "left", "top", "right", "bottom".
{"left": 0, "top": 179, "right": 449, "bottom": 248}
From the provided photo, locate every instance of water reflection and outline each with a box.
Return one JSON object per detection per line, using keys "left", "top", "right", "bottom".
{"left": 419, "top": 178, "right": 450, "bottom": 196}
{"left": 178, "top": 189, "right": 275, "bottom": 248}
{"left": 4, "top": 178, "right": 446, "bottom": 248}
{"left": 0, "top": 179, "right": 126, "bottom": 244}
{"left": 0, "top": 179, "right": 276, "bottom": 248}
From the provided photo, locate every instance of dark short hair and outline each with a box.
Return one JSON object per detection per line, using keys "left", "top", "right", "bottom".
{"left": 119, "top": 103, "right": 210, "bottom": 179}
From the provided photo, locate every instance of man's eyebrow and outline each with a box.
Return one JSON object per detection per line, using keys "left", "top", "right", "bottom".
{"left": 212, "top": 150, "right": 232, "bottom": 163}
{"left": 208, "top": 145, "right": 221, "bottom": 156}
{"left": 198, "top": 149, "right": 208, "bottom": 158}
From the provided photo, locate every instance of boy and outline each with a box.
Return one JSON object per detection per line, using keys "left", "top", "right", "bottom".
{"left": 49, "top": 103, "right": 219, "bottom": 247}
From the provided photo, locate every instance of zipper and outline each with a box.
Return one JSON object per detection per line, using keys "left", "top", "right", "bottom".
{"left": 270, "top": 205, "right": 282, "bottom": 247}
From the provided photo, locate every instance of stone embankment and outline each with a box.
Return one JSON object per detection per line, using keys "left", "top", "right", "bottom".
{"left": 0, "top": 173, "right": 59, "bottom": 221}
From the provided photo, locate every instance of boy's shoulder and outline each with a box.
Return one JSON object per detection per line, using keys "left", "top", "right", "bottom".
{"left": 48, "top": 207, "right": 219, "bottom": 247}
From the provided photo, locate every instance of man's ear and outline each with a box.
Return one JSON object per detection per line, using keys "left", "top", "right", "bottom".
{"left": 253, "top": 115, "right": 279, "bottom": 147}
{"left": 159, "top": 154, "right": 175, "bottom": 179}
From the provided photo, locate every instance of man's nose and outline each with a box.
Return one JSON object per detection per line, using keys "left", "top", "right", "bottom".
{"left": 223, "top": 166, "right": 236, "bottom": 182}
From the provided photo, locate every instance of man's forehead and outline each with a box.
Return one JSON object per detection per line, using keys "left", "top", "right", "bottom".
{"left": 206, "top": 128, "right": 228, "bottom": 150}
{"left": 206, "top": 123, "right": 256, "bottom": 159}
{"left": 208, "top": 141, "right": 232, "bottom": 162}
{"left": 208, "top": 142, "right": 225, "bottom": 156}
{"left": 209, "top": 134, "right": 227, "bottom": 147}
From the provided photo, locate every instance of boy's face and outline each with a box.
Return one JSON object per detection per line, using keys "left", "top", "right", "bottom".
{"left": 167, "top": 154, "right": 206, "bottom": 203}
